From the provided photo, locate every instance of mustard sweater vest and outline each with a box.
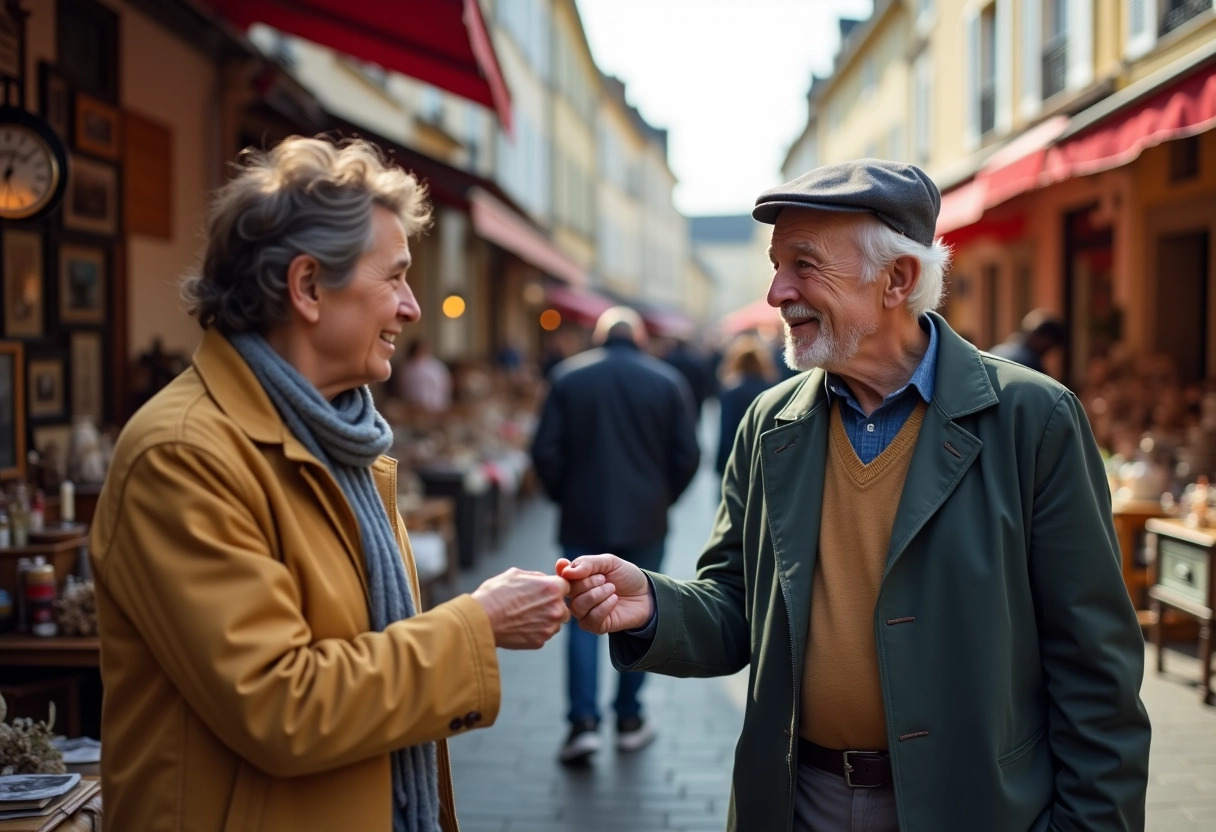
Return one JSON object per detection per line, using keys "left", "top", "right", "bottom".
{"left": 800, "top": 399, "right": 927, "bottom": 750}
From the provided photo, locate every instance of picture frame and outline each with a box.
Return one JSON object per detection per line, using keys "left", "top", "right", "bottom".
{"left": 70, "top": 330, "right": 104, "bottom": 426}
{"left": 0, "top": 341, "right": 26, "bottom": 480}
{"left": 2, "top": 229, "right": 45, "bottom": 338}
{"left": 32, "top": 423, "right": 72, "bottom": 465}
{"left": 38, "top": 61, "right": 72, "bottom": 141}
{"left": 63, "top": 155, "right": 119, "bottom": 237}
{"left": 57, "top": 0, "right": 120, "bottom": 104}
{"left": 27, "top": 354, "right": 66, "bottom": 420}
{"left": 75, "top": 93, "right": 121, "bottom": 160}
{"left": 59, "top": 243, "right": 107, "bottom": 324}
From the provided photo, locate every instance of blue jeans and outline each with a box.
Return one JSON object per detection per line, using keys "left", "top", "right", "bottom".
{"left": 564, "top": 541, "right": 665, "bottom": 726}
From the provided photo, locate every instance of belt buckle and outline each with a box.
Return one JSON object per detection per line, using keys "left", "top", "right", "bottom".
{"left": 843, "top": 750, "right": 880, "bottom": 789}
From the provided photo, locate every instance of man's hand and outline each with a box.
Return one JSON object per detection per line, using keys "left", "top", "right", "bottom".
{"left": 471, "top": 568, "right": 570, "bottom": 649}
{"left": 556, "top": 555, "right": 654, "bottom": 635}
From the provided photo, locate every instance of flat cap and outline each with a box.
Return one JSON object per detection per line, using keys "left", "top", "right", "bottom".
{"left": 752, "top": 159, "right": 941, "bottom": 246}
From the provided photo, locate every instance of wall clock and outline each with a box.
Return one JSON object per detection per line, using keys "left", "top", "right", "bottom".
{"left": 0, "top": 105, "right": 69, "bottom": 221}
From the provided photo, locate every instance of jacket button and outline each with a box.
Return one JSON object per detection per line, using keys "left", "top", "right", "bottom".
{"left": 449, "top": 717, "right": 463, "bottom": 732}
{"left": 464, "top": 711, "right": 482, "bottom": 728}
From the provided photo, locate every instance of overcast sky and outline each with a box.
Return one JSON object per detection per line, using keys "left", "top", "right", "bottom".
{"left": 575, "top": 0, "right": 874, "bottom": 217}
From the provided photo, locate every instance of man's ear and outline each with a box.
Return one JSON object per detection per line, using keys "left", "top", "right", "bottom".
{"left": 286, "top": 254, "right": 322, "bottom": 323}
{"left": 883, "top": 254, "right": 921, "bottom": 309}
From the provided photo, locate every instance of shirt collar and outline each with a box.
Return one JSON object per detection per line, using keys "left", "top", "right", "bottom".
{"left": 824, "top": 314, "right": 938, "bottom": 408}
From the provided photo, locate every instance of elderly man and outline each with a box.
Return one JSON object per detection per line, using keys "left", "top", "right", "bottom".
{"left": 560, "top": 160, "right": 1150, "bottom": 831}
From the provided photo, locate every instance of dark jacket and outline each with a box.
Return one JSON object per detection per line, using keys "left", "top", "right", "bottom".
{"left": 612, "top": 313, "right": 1150, "bottom": 832}
{"left": 531, "top": 337, "right": 700, "bottom": 550}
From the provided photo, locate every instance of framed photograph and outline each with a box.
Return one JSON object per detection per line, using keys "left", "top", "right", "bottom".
{"left": 27, "top": 355, "right": 66, "bottom": 419}
{"left": 38, "top": 61, "right": 71, "bottom": 141}
{"left": 2, "top": 229, "right": 44, "bottom": 338}
{"left": 0, "top": 341, "right": 26, "bottom": 480}
{"left": 70, "top": 330, "right": 104, "bottom": 425}
{"left": 57, "top": 0, "right": 119, "bottom": 103}
{"left": 75, "top": 93, "right": 121, "bottom": 160}
{"left": 63, "top": 155, "right": 119, "bottom": 236}
{"left": 59, "top": 244, "right": 107, "bottom": 324}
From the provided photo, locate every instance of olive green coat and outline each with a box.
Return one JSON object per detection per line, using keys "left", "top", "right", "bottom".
{"left": 613, "top": 313, "right": 1150, "bottom": 831}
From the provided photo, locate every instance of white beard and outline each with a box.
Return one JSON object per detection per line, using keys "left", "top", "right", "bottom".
{"left": 781, "top": 303, "right": 877, "bottom": 371}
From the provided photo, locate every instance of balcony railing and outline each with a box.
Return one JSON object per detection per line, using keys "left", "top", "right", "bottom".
{"left": 979, "top": 84, "right": 996, "bottom": 135}
{"left": 1161, "top": 0, "right": 1212, "bottom": 36}
{"left": 1041, "top": 35, "right": 1068, "bottom": 100}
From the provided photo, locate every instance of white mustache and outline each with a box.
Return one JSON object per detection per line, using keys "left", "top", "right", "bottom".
{"left": 780, "top": 304, "right": 819, "bottom": 326}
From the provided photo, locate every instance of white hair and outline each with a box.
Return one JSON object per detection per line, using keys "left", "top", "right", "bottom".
{"left": 852, "top": 216, "right": 952, "bottom": 317}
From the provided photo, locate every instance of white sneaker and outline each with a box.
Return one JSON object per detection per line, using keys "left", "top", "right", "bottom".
{"left": 559, "top": 719, "right": 600, "bottom": 764}
{"left": 616, "top": 717, "right": 656, "bottom": 751}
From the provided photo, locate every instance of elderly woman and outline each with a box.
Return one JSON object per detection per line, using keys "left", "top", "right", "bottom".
{"left": 89, "top": 137, "right": 570, "bottom": 832}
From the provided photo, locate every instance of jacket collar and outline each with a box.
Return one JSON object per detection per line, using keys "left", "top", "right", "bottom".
{"left": 773, "top": 311, "right": 996, "bottom": 424}
{"left": 190, "top": 329, "right": 333, "bottom": 465}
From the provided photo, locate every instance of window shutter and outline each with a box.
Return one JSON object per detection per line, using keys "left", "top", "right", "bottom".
{"left": 1021, "top": 0, "right": 1042, "bottom": 117}
{"left": 965, "top": 8, "right": 980, "bottom": 150}
{"left": 1066, "top": 0, "right": 1094, "bottom": 91}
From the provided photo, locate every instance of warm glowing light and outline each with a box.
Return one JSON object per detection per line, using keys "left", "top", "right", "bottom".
{"left": 442, "top": 294, "right": 466, "bottom": 318}
{"left": 539, "top": 309, "right": 562, "bottom": 331}
{"left": 522, "top": 282, "right": 545, "bottom": 305}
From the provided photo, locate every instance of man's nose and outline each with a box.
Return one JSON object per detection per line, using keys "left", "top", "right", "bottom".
{"left": 766, "top": 267, "right": 799, "bottom": 309}
{"left": 399, "top": 286, "right": 421, "bottom": 322}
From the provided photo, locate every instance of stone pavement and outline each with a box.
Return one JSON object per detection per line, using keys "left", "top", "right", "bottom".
{"left": 442, "top": 422, "right": 1216, "bottom": 831}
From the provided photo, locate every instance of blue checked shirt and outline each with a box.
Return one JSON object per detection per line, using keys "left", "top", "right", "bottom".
{"left": 825, "top": 316, "right": 938, "bottom": 464}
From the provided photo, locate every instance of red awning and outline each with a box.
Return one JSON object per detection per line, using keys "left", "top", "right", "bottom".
{"left": 935, "top": 178, "right": 987, "bottom": 237}
{"left": 975, "top": 115, "right": 1069, "bottom": 208}
{"left": 1043, "top": 63, "right": 1216, "bottom": 183}
{"left": 544, "top": 283, "right": 615, "bottom": 328}
{"left": 202, "top": 0, "right": 512, "bottom": 131}
{"left": 641, "top": 307, "right": 695, "bottom": 339}
{"left": 469, "top": 188, "right": 587, "bottom": 286}
{"left": 719, "top": 297, "right": 782, "bottom": 335}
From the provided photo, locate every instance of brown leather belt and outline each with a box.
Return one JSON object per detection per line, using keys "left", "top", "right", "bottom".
{"left": 798, "top": 737, "right": 892, "bottom": 788}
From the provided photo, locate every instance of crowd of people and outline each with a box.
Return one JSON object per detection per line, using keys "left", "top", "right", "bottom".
{"left": 87, "top": 136, "right": 1157, "bottom": 832}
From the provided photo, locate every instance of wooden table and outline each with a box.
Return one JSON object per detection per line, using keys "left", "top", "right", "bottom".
{"left": 0, "top": 634, "right": 99, "bottom": 668}
{"left": 1145, "top": 518, "right": 1214, "bottom": 706}
{"left": 401, "top": 495, "right": 458, "bottom": 609}
{"left": 1111, "top": 498, "right": 1169, "bottom": 624}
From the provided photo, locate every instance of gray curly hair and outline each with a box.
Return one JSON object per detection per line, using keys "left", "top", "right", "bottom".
{"left": 181, "top": 135, "right": 431, "bottom": 333}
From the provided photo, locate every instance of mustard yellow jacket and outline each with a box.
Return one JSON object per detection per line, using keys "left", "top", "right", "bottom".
{"left": 90, "top": 330, "right": 501, "bottom": 832}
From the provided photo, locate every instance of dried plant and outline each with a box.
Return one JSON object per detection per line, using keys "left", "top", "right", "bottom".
{"left": 55, "top": 578, "right": 98, "bottom": 637}
{"left": 0, "top": 693, "right": 66, "bottom": 775}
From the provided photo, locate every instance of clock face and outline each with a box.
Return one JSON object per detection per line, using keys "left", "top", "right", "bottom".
{"left": 0, "top": 124, "right": 62, "bottom": 219}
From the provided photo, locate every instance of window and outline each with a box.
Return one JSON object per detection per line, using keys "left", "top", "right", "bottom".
{"left": 1041, "top": 0, "right": 1067, "bottom": 99}
{"left": 1160, "top": 0, "right": 1213, "bottom": 36}
{"left": 979, "top": 5, "right": 997, "bottom": 135}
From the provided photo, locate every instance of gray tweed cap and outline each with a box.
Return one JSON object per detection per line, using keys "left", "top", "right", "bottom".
{"left": 752, "top": 159, "right": 941, "bottom": 246}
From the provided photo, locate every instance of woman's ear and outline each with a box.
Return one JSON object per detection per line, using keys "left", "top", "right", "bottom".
{"left": 286, "top": 254, "right": 322, "bottom": 323}
{"left": 883, "top": 254, "right": 921, "bottom": 309}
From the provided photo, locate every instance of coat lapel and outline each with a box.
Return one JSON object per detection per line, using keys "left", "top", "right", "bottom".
{"left": 760, "top": 371, "right": 830, "bottom": 651}
{"left": 885, "top": 313, "right": 999, "bottom": 576}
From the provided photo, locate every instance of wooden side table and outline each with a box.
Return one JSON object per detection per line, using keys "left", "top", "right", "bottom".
{"left": 1111, "top": 498, "right": 1167, "bottom": 624}
{"left": 401, "top": 496, "right": 458, "bottom": 609}
{"left": 1145, "top": 518, "right": 1214, "bottom": 706}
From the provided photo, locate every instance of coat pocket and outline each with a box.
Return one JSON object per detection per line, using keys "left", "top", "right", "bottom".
{"left": 997, "top": 724, "right": 1047, "bottom": 768}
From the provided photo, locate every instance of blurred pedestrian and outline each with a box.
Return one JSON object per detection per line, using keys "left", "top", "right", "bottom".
{"left": 561, "top": 160, "right": 1149, "bottom": 831}
{"left": 394, "top": 337, "right": 452, "bottom": 413}
{"left": 989, "top": 308, "right": 1067, "bottom": 375}
{"left": 663, "top": 336, "right": 715, "bottom": 422}
{"left": 715, "top": 333, "right": 777, "bottom": 475}
{"left": 531, "top": 306, "right": 700, "bottom": 764}
{"left": 90, "top": 136, "right": 570, "bottom": 832}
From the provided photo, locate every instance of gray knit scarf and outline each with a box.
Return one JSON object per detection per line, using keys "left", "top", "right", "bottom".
{"left": 229, "top": 332, "right": 439, "bottom": 832}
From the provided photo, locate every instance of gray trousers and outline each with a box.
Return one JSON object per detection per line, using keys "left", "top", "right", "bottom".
{"left": 793, "top": 761, "right": 900, "bottom": 832}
